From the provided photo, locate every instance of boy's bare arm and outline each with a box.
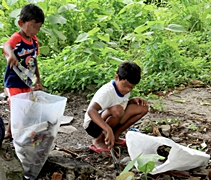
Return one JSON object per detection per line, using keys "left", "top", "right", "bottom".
{"left": 4, "top": 44, "right": 18, "bottom": 68}
{"left": 88, "top": 102, "right": 114, "bottom": 148}
{"left": 34, "top": 64, "right": 44, "bottom": 90}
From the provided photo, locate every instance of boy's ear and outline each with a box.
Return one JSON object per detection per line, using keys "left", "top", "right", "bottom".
{"left": 18, "top": 19, "right": 23, "bottom": 27}
{"left": 115, "top": 74, "right": 119, "bottom": 81}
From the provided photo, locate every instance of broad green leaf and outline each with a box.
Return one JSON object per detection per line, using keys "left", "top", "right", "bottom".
{"left": 116, "top": 172, "right": 134, "bottom": 180}
{"left": 105, "top": 28, "right": 113, "bottom": 36}
{"left": 2, "top": 0, "right": 9, "bottom": 9}
{"left": 101, "top": 47, "right": 116, "bottom": 55}
{"left": 144, "top": 4, "right": 155, "bottom": 11}
{"left": 107, "top": 42, "right": 118, "bottom": 48}
{"left": 166, "top": 41, "right": 178, "bottom": 50}
{"left": 88, "top": 27, "right": 100, "bottom": 36}
{"left": 27, "top": 0, "right": 45, "bottom": 2}
{"left": 58, "top": 4, "right": 80, "bottom": 13}
{"left": 92, "top": 41, "right": 106, "bottom": 49}
{"left": 6, "top": 0, "right": 18, "bottom": 6}
{"left": 9, "top": 8, "right": 21, "bottom": 18}
{"left": 121, "top": 153, "right": 142, "bottom": 175}
{"left": 118, "top": 3, "right": 135, "bottom": 14}
{"left": 97, "top": 15, "right": 108, "bottom": 22}
{"left": 0, "top": 22, "right": 4, "bottom": 29}
{"left": 123, "top": 0, "right": 134, "bottom": 4}
{"left": 122, "top": 33, "right": 135, "bottom": 40}
{"left": 97, "top": 34, "right": 110, "bottom": 42}
{"left": 134, "top": 25, "right": 150, "bottom": 34}
{"left": 165, "top": 24, "right": 186, "bottom": 32}
{"left": 137, "top": 160, "right": 155, "bottom": 174}
{"left": 39, "top": 46, "right": 50, "bottom": 56}
{"left": 75, "top": 32, "right": 88, "bottom": 42}
{"left": 53, "top": 29, "right": 67, "bottom": 41}
{"left": 89, "top": 3, "right": 100, "bottom": 9}
{"left": 135, "top": 11, "right": 142, "bottom": 17}
{"left": 110, "top": 22, "right": 120, "bottom": 31}
{"left": 41, "top": 27, "right": 53, "bottom": 35}
{"left": 136, "top": 154, "right": 165, "bottom": 174}
{"left": 0, "top": 10, "right": 5, "bottom": 15}
{"left": 150, "top": 23, "right": 164, "bottom": 30}
{"left": 47, "top": 14, "right": 67, "bottom": 25}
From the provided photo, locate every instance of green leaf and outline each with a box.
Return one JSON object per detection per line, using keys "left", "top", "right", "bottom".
{"left": 88, "top": 27, "right": 100, "bottom": 36}
{"left": 107, "top": 42, "right": 118, "bottom": 48}
{"left": 119, "top": 3, "right": 135, "bottom": 14}
{"left": 39, "top": 46, "right": 50, "bottom": 56}
{"left": 121, "top": 153, "right": 142, "bottom": 175}
{"left": 165, "top": 24, "right": 186, "bottom": 32}
{"left": 75, "top": 33, "right": 88, "bottom": 42}
{"left": 134, "top": 25, "right": 150, "bottom": 34}
{"left": 92, "top": 41, "right": 106, "bottom": 49}
{"left": 9, "top": 8, "right": 21, "bottom": 18}
{"left": 200, "top": 102, "right": 211, "bottom": 106}
{"left": 58, "top": 4, "right": 81, "bottom": 13}
{"left": 101, "top": 47, "right": 116, "bottom": 55}
{"left": 0, "top": 22, "right": 4, "bottom": 29}
{"left": 110, "top": 22, "right": 120, "bottom": 31}
{"left": 174, "top": 99, "right": 186, "bottom": 103}
{"left": 150, "top": 23, "right": 164, "bottom": 30}
{"left": 41, "top": 27, "right": 53, "bottom": 35}
{"left": 53, "top": 29, "right": 67, "bottom": 41}
{"left": 47, "top": 14, "right": 67, "bottom": 25}
{"left": 89, "top": 3, "right": 100, "bottom": 9}
{"left": 97, "top": 34, "right": 110, "bottom": 42}
{"left": 135, "top": 11, "right": 142, "bottom": 17}
{"left": 136, "top": 154, "right": 165, "bottom": 174}
{"left": 97, "top": 15, "right": 108, "bottom": 22}
{"left": 6, "top": 0, "right": 18, "bottom": 6}
{"left": 123, "top": 0, "right": 134, "bottom": 4}
{"left": 2, "top": 0, "right": 10, "bottom": 9}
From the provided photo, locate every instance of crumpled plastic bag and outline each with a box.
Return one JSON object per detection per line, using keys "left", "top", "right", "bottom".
{"left": 126, "top": 131, "right": 210, "bottom": 174}
{"left": 11, "top": 91, "right": 67, "bottom": 180}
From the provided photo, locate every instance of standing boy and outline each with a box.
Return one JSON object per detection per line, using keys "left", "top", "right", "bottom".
{"left": 83, "top": 62, "right": 148, "bottom": 153}
{"left": 3, "top": 4, "right": 45, "bottom": 139}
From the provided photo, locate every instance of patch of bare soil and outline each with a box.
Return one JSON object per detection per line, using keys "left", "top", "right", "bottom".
{"left": 1, "top": 87, "right": 211, "bottom": 179}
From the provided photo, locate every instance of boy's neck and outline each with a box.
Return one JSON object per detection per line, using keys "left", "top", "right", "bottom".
{"left": 112, "top": 80, "right": 124, "bottom": 97}
{"left": 19, "top": 30, "right": 31, "bottom": 41}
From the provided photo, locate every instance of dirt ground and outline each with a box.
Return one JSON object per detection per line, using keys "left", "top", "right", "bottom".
{"left": 1, "top": 87, "right": 211, "bottom": 179}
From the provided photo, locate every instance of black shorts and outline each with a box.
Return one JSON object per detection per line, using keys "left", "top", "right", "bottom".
{"left": 85, "top": 120, "right": 102, "bottom": 138}
{"left": 85, "top": 111, "right": 104, "bottom": 138}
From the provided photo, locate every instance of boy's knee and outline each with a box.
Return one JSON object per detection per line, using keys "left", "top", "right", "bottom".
{"left": 142, "top": 105, "right": 149, "bottom": 115}
{"left": 110, "top": 105, "right": 124, "bottom": 118}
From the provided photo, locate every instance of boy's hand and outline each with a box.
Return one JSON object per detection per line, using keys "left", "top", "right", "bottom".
{"left": 130, "top": 97, "right": 148, "bottom": 106}
{"left": 104, "top": 128, "right": 115, "bottom": 149}
{"left": 33, "top": 82, "right": 44, "bottom": 91}
{"left": 7, "top": 52, "right": 18, "bottom": 69}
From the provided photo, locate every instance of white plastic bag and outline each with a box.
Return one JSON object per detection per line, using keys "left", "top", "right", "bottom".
{"left": 126, "top": 131, "right": 210, "bottom": 174}
{"left": 11, "top": 91, "right": 67, "bottom": 180}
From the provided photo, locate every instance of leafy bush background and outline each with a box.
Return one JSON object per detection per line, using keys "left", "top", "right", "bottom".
{"left": 0, "top": 0, "right": 210, "bottom": 97}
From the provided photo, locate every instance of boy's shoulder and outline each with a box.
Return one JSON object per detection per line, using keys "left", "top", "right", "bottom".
{"left": 95, "top": 81, "right": 115, "bottom": 95}
{"left": 8, "top": 32, "right": 38, "bottom": 41}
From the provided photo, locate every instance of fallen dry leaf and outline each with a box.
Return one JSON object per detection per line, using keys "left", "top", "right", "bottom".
{"left": 51, "top": 172, "right": 62, "bottom": 180}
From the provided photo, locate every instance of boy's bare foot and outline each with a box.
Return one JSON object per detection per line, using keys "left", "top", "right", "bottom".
{"left": 114, "top": 138, "right": 126, "bottom": 146}
{"left": 92, "top": 139, "right": 108, "bottom": 149}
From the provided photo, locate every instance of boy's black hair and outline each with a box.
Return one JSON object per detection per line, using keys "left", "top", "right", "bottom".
{"left": 20, "top": 4, "right": 45, "bottom": 23}
{"left": 117, "top": 61, "right": 141, "bottom": 84}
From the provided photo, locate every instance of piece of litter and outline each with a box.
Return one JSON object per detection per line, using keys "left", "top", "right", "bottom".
{"left": 60, "top": 116, "right": 74, "bottom": 125}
